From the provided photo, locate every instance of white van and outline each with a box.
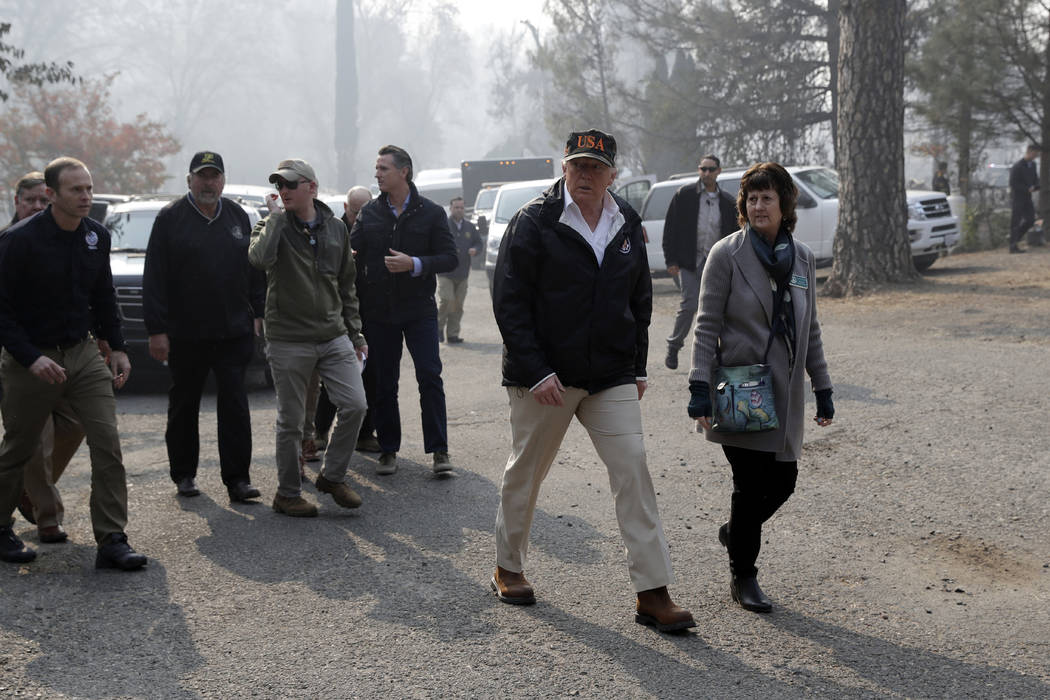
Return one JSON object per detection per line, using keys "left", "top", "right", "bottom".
{"left": 634, "top": 166, "right": 960, "bottom": 273}
{"left": 483, "top": 179, "right": 556, "bottom": 295}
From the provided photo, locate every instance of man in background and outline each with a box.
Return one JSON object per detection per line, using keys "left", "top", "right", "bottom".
{"left": 437, "top": 196, "right": 481, "bottom": 344}
{"left": 1009, "top": 144, "right": 1040, "bottom": 254}
{"left": 661, "top": 154, "right": 737, "bottom": 370}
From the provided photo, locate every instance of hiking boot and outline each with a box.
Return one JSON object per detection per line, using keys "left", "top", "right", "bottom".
{"left": 316, "top": 475, "right": 362, "bottom": 508}
{"left": 272, "top": 494, "right": 319, "bottom": 517}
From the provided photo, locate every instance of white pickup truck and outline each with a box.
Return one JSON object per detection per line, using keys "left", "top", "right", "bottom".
{"left": 628, "top": 165, "right": 961, "bottom": 273}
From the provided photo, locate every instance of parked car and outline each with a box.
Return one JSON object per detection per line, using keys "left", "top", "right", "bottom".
{"left": 104, "top": 197, "right": 268, "bottom": 387}
{"left": 635, "top": 166, "right": 961, "bottom": 274}
{"left": 483, "top": 179, "right": 556, "bottom": 295}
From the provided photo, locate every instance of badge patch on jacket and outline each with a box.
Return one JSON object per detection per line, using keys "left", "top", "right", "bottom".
{"left": 789, "top": 274, "right": 808, "bottom": 289}
{"left": 85, "top": 231, "right": 98, "bottom": 250}
{"left": 619, "top": 238, "right": 631, "bottom": 254}
{"left": 230, "top": 226, "right": 244, "bottom": 240}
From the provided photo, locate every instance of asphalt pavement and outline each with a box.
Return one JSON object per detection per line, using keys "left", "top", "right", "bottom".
{"left": 1, "top": 264, "right": 1048, "bottom": 698}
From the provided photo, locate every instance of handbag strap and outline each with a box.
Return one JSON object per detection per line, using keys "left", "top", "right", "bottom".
{"left": 715, "top": 324, "right": 776, "bottom": 367}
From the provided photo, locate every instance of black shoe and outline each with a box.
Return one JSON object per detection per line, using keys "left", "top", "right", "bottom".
{"left": 228, "top": 481, "right": 261, "bottom": 502}
{"left": 447, "top": 336, "right": 464, "bottom": 344}
{"left": 1009, "top": 246, "right": 1027, "bottom": 254}
{"left": 95, "top": 533, "right": 147, "bottom": 571}
{"left": 718, "top": 521, "right": 729, "bottom": 549}
{"left": 730, "top": 576, "right": 772, "bottom": 613}
{"left": 664, "top": 348, "right": 678, "bottom": 370}
{"left": 17, "top": 491, "right": 36, "bottom": 525}
{"left": 176, "top": 477, "right": 200, "bottom": 497}
{"left": 0, "top": 526, "right": 36, "bottom": 563}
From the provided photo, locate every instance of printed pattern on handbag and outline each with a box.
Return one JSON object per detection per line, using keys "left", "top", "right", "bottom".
{"left": 712, "top": 363, "right": 779, "bottom": 432}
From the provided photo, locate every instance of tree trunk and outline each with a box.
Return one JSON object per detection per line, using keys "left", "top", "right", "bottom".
{"left": 827, "top": 0, "right": 841, "bottom": 170}
{"left": 957, "top": 102, "right": 972, "bottom": 198}
{"left": 1039, "top": 6, "right": 1050, "bottom": 225}
{"left": 335, "top": 0, "right": 358, "bottom": 192}
{"left": 824, "top": 0, "right": 914, "bottom": 297}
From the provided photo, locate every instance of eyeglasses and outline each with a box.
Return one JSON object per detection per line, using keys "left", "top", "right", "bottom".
{"left": 699, "top": 166, "right": 718, "bottom": 173}
{"left": 275, "top": 179, "right": 308, "bottom": 191}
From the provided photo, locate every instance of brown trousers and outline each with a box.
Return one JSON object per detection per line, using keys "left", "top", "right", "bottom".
{"left": 21, "top": 402, "right": 85, "bottom": 528}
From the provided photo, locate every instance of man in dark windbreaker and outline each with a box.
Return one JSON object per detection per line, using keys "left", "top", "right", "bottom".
{"left": 349, "top": 145, "right": 457, "bottom": 477}
{"left": 489, "top": 129, "right": 695, "bottom": 633}
{"left": 143, "top": 151, "right": 265, "bottom": 503}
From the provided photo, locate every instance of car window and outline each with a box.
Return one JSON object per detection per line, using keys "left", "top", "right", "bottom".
{"left": 416, "top": 185, "right": 462, "bottom": 206}
{"left": 473, "top": 188, "right": 497, "bottom": 211}
{"left": 495, "top": 185, "right": 548, "bottom": 223}
{"left": 640, "top": 185, "right": 679, "bottom": 221}
{"left": 794, "top": 168, "right": 839, "bottom": 199}
{"left": 106, "top": 209, "right": 158, "bottom": 251}
{"left": 621, "top": 181, "right": 651, "bottom": 212}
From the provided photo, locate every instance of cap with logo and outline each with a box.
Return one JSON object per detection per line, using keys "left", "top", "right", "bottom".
{"left": 268, "top": 158, "right": 317, "bottom": 185}
{"left": 564, "top": 129, "right": 616, "bottom": 168}
{"left": 190, "top": 151, "right": 224, "bottom": 174}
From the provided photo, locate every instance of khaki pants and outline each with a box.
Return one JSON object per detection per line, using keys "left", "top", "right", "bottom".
{"left": 266, "top": 335, "right": 367, "bottom": 498}
{"left": 21, "top": 402, "right": 85, "bottom": 528}
{"left": 0, "top": 341, "right": 127, "bottom": 543}
{"left": 437, "top": 276, "right": 469, "bottom": 339}
{"left": 494, "top": 383, "right": 675, "bottom": 592}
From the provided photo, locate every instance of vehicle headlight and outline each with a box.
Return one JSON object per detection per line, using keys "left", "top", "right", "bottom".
{"left": 907, "top": 202, "right": 926, "bottom": 221}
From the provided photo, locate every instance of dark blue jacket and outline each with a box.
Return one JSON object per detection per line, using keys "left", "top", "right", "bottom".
{"left": 350, "top": 182, "right": 457, "bottom": 322}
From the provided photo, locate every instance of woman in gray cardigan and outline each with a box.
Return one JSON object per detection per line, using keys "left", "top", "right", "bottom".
{"left": 687, "top": 162, "right": 834, "bottom": 613}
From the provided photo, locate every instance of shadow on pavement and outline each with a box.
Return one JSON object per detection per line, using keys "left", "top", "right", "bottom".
{"left": 765, "top": 608, "right": 1050, "bottom": 697}
{"left": 1, "top": 552, "right": 202, "bottom": 698}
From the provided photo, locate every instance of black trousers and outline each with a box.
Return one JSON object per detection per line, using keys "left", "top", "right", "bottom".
{"left": 1010, "top": 201, "right": 1035, "bottom": 247}
{"left": 722, "top": 445, "right": 798, "bottom": 578}
{"left": 166, "top": 335, "right": 254, "bottom": 487}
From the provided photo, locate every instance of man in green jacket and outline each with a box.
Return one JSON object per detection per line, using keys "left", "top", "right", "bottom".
{"left": 249, "top": 158, "right": 368, "bottom": 517}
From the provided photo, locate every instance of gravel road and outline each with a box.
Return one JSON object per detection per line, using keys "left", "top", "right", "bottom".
{"left": 1, "top": 247, "right": 1047, "bottom": 698}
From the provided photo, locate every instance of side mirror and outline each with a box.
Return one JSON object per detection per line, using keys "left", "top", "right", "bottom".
{"left": 797, "top": 191, "right": 817, "bottom": 209}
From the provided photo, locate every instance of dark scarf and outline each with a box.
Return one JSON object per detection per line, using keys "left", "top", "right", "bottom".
{"left": 748, "top": 225, "right": 797, "bottom": 363}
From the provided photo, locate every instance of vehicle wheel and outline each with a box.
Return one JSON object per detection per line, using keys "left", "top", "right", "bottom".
{"left": 913, "top": 253, "right": 938, "bottom": 273}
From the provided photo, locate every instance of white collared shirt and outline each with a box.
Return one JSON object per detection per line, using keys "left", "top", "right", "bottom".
{"left": 560, "top": 185, "right": 625, "bottom": 266}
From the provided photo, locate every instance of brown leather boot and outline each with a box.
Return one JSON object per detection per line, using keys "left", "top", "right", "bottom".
{"left": 635, "top": 586, "right": 696, "bottom": 633}
{"left": 490, "top": 566, "right": 536, "bottom": 605}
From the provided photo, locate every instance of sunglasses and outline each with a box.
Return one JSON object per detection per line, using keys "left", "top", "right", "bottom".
{"left": 274, "top": 179, "right": 309, "bottom": 191}
{"left": 699, "top": 166, "right": 718, "bottom": 173}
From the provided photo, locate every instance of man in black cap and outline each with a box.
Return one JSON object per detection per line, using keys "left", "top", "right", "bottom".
{"left": 143, "top": 150, "right": 265, "bottom": 502}
{"left": 0, "top": 156, "right": 145, "bottom": 569}
{"left": 490, "top": 129, "right": 695, "bottom": 633}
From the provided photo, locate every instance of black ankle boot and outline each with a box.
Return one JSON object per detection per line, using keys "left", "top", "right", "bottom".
{"left": 730, "top": 576, "right": 772, "bottom": 613}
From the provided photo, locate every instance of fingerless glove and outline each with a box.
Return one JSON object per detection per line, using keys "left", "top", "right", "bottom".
{"left": 688, "top": 380, "right": 711, "bottom": 418}
{"left": 815, "top": 388, "right": 834, "bottom": 420}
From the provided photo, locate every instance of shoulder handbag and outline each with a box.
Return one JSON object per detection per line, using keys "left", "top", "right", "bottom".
{"left": 711, "top": 328, "right": 779, "bottom": 433}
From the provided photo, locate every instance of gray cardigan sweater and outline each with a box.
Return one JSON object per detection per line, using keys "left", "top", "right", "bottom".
{"left": 688, "top": 229, "right": 832, "bottom": 461}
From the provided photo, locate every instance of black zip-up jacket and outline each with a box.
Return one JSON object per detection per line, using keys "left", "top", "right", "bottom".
{"left": 440, "top": 216, "right": 482, "bottom": 281}
{"left": 661, "top": 180, "right": 738, "bottom": 272}
{"left": 349, "top": 182, "right": 457, "bottom": 321}
{"left": 0, "top": 206, "right": 125, "bottom": 368}
{"left": 143, "top": 195, "right": 264, "bottom": 340}
{"left": 492, "top": 178, "right": 652, "bottom": 393}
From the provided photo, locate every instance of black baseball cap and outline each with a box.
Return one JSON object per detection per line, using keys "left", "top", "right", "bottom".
{"left": 564, "top": 129, "right": 616, "bottom": 168}
{"left": 189, "top": 151, "right": 224, "bottom": 174}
